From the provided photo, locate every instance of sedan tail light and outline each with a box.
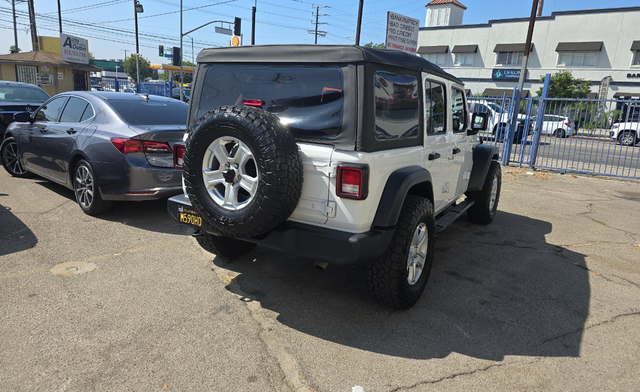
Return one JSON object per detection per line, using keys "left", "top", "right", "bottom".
{"left": 111, "top": 138, "right": 172, "bottom": 154}
{"left": 173, "top": 142, "right": 185, "bottom": 169}
{"left": 565, "top": 121, "right": 570, "bottom": 127}
{"left": 336, "top": 165, "right": 369, "bottom": 200}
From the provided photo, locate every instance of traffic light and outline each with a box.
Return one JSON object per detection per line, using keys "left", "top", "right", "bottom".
{"left": 234, "top": 17, "right": 241, "bottom": 36}
{"left": 159, "top": 45, "right": 164, "bottom": 57}
{"left": 172, "top": 46, "right": 181, "bottom": 66}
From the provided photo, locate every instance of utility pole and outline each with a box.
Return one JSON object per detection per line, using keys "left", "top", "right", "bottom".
{"left": 251, "top": 0, "right": 256, "bottom": 45}
{"left": 537, "top": 0, "right": 544, "bottom": 17}
{"left": 308, "top": 5, "right": 327, "bottom": 44}
{"left": 27, "top": 0, "right": 37, "bottom": 51}
{"left": 57, "top": 0, "right": 62, "bottom": 33}
{"left": 134, "top": 0, "right": 143, "bottom": 93}
{"left": 11, "top": 0, "right": 18, "bottom": 53}
{"left": 121, "top": 49, "right": 128, "bottom": 60}
{"left": 356, "top": 0, "right": 364, "bottom": 46}
{"left": 506, "top": 0, "right": 539, "bottom": 163}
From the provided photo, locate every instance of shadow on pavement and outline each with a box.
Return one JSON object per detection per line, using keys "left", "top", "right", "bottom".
{"left": 34, "top": 180, "right": 185, "bottom": 235}
{"left": 0, "top": 201, "right": 37, "bottom": 256}
{"left": 215, "top": 211, "right": 589, "bottom": 361}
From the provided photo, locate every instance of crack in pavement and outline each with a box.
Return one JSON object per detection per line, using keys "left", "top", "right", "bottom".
{"left": 539, "top": 310, "right": 640, "bottom": 346}
{"left": 206, "top": 251, "right": 314, "bottom": 392}
{"left": 387, "top": 358, "right": 541, "bottom": 391}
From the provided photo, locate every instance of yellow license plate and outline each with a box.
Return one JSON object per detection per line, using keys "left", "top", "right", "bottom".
{"left": 179, "top": 211, "right": 202, "bottom": 227}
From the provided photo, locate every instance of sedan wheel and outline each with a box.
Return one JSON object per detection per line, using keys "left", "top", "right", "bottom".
{"left": 1, "top": 137, "right": 30, "bottom": 177}
{"left": 73, "top": 160, "right": 112, "bottom": 215}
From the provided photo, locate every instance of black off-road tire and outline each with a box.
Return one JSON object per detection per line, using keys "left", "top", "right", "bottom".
{"left": 466, "top": 161, "right": 501, "bottom": 224}
{"left": 365, "top": 196, "right": 436, "bottom": 309}
{"left": 183, "top": 106, "right": 302, "bottom": 239}
{"left": 1, "top": 137, "right": 32, "bottom": 178}
{"left": 195, "top": 231, "right": 256, "bottom": 260}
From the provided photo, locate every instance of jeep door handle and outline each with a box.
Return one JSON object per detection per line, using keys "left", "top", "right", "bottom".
{"left": 428, "top": 153, "right": 441, "bottom": 161}
{"left": 452, "top": 148, "right": 461, "bottom": 154}
{"left": 66, "top": 128, "right": 77, "bottom": 135}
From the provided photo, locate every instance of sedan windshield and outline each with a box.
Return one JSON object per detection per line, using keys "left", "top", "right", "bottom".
{"left": 0, "top": 86, "right": 50, "bottom": 103}
{"left": 108, "top": 98, "right": 188, "bottom": 125}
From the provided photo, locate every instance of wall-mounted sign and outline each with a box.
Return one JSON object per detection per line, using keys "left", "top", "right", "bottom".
{"left": 385, "top": 11, "right": 419, "bottom": 54}
{"left": 41, "top": 66, "right": 49, "bottom": 72}
{"left": 61, "top": 33, "right": 88, "bottom": 65}
{"left": 492, "top": 68, "right": 523, "bottom": 80}
{"left": 37, "top": 73, "right": 54, "bottom": 86}
{"left": 58, "top": 72, "right": 63, "bottom": 80}
{"left": 628, "top": 73, "right": 640, "bottom": 79}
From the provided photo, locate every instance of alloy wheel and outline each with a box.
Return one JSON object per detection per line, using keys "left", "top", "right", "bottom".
{"left": 202, "top": 136, "right": 259, "bottom": 211}
{"left": 2, "top": 141, "right": 26, "bottom": 175}
{"left": 489, "top": 177, "right": 498, "bottom": 211}
{"left": 74, "top": 165, "right": 94, "bottom": 209}
{"left": 407, "top": 222, "right": 428, "bottom": 286}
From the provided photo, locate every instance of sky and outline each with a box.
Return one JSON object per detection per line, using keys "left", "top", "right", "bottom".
{"left": 0, "top": 0, "right": 638, "bottom": 64}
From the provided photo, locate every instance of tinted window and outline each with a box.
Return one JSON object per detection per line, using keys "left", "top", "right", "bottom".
{"left": 80, "top": 104, "right": 94, "bottom": 122}
{"left": 374, "top": 71, "right": 420, "bottom": 141}
{"left": 451, "top": 88, "right": 467, "bottom": 132}
{"left": 199, "top": 64, "right": 344, "bottom": 138}
{"left": 108, "top": 98, "right": 188, "bottom": 125}
{"left": 0, "top": 86, "right": 50, "bottom": 103}
{"left": 38, "top": 97, "right": 68, "bottom": 122}
{"left": 60, "top": 97, "right": 89, "bottom": 123}
{"left": 425, "top": 81, "right": 446, "bottom": 135}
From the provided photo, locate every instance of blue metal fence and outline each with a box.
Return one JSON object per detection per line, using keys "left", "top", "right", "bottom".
{"left": 469, "top": 90, "right": 640, "bottom": 179}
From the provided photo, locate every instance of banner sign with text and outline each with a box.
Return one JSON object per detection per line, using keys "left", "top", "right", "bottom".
{"left": 61, "top": 33, "right": 89, "bottom": 65}
{"left": 385, "top": 11, "right": 419, "bottom": 54}
{"left": 492, "top": 69, "right": 522, "bottom": 80}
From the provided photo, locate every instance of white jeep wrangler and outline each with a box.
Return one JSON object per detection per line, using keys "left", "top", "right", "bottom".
{"left": 168, "top": 45, "right": 501, "bottom": 309}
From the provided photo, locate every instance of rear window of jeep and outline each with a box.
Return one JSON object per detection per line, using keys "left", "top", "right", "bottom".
{"left": 198, "top": 64, "right": 344, "bottom": 138}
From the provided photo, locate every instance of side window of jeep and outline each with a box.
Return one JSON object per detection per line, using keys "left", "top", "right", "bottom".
{"left": 451, "top": 88, "right": 467, "bottom": 132}
{"left": 373, "top": 71, "right": 420, "bottom": 141}
{"left": 425, "top": 81, "right": 446, "bottom": 135}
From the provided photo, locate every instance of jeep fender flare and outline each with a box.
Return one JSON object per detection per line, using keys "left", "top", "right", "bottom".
{"left": 467, "top": 145, "right": 500, "bottom": 192}
{"left": 372, "top": 166, "right": 433, "bottom": 229}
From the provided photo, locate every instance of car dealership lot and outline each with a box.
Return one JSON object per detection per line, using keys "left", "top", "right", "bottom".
{"left": 1, "top": 168, "right": 639, "bottom": 391}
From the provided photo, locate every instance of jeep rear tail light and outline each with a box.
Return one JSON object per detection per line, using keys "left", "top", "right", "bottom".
{"left": 337, "top": 165, "right": 369, "bottom": 200}
{"left": 174, "top": 142, "right": 185, "bottom": 169}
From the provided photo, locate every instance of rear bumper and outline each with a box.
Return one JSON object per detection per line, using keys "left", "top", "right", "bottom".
{"left": 167, "top": 194, "right": 394, "bottom": 266}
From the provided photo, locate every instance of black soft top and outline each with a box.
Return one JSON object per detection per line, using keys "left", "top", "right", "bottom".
{"left": 196, "top": 45, "right": 463, "bottom": 85}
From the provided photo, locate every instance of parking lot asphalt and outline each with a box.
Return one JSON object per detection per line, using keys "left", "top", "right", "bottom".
{"left": 1, "top": 167, "right": 639, "bottom": 392}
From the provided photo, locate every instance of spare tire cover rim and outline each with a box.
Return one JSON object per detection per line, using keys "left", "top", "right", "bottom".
{"left": 202, "top": 136, "right": 259, "bottom": 211}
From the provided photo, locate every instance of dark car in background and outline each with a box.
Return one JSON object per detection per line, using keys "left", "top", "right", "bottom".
{"left": 1, "top": 92, "right": 187, "bottom": 215}
{"left": 172, "top": 87, "right": 190, "bottom": 102}
{"left": 0, "top": 81, "right": 50, "bottom": 134}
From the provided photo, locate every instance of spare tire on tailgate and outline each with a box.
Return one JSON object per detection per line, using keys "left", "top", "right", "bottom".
{"left": 183, "top": 106, "right": 303, "bottom": 238}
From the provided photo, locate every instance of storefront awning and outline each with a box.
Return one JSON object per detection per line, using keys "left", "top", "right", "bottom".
{"left": 417, "top": 45, "right": 449, "bottom": 54}
{"left": 0, "top": 50, "right": 100, "bottom": 71}
{"left": 493, "top": 43, "right": 533, "bottom": 53}
{"left": 555, "top": 42, "right": 603, "bottom": 52}
{"left": 631, "top": 41, "right": 640, "bottom": 51}
{"left": 483, "top": 88, "right": 530, "bottom": 98}
{"left": 613, "top": 92, "right": 640, "bottom": 99}
{"left": 452, "top": 45, "right": 478, "bottom": 53}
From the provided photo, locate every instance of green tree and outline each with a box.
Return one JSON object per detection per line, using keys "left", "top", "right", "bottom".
{"left": 9, "top": 45, "right": 20, "bottom": 53}
{"left": 364, "top": 42, "right": 385, "bottom": 49}
{"left": 536, "top": 70, "right": 591, "bottom": 98}
{"left": 123, "top": 54, "right": 153, "bottom": 82}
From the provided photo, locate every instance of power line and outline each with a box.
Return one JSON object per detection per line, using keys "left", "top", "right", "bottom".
{"left": 41, "top": 0, "right": 128, "bottom": 16}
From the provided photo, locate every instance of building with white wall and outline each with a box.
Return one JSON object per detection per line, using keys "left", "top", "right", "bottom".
{"left": 417, "top": 1, "right": 640, "bottom": 99}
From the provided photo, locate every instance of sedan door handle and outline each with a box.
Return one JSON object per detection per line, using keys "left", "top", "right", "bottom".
{"left": 38, "top": 128, "right": 47, "bottom": 134}
{"left": 66, "top": 128, "right": 77, "bottom": 135}
{"left": 428, "top": 152, "right": 441, "bottom": 161}
{"left": 452, "top": 148, "right": 461, "bottom": 154}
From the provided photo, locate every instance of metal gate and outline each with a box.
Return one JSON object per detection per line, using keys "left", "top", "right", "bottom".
{"left": 469, "top": 89, "right": 640, "bottom": 179}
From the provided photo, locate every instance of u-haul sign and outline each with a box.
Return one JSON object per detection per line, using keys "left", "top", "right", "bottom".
{"left": 385, "top": 11, "right": 420, "bottom": 54}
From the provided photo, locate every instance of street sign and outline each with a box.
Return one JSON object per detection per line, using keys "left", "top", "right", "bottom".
{"left": 164, "top": 53, "right": 173, "bottom": 58}
{"left": 231, "top": 35, "right": 241, "bottom": 47}
{"left": 215, "top": 26, "right": 232, "bottom": 36}
{"left": 385, "top": 11, "right": 419, "bottom": 54}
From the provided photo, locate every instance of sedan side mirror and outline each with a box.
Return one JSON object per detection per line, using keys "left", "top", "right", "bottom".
{"left": 468, "top": 112, "right": 489, "bottom": 135}
{"left": 13, "top": 111, "right": 33, "bottom": 123}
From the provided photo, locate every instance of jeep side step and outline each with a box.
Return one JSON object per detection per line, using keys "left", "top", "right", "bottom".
{"left": 435, "top": 199, "right": 475, "bottom": 233}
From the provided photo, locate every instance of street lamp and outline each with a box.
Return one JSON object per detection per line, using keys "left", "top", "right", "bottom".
{"left": 134, "top": 0, "right": 144, "bottom": 93}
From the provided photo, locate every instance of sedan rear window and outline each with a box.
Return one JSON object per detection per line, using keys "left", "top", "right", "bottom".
{"left": 198, "top": 64, "right": 344, "bottom": 138}
{"left": 0, "top": 86, "right": 50, "bottom": 102}
{"left": 108, "top": 98, "right": 188, "bottom": 125}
